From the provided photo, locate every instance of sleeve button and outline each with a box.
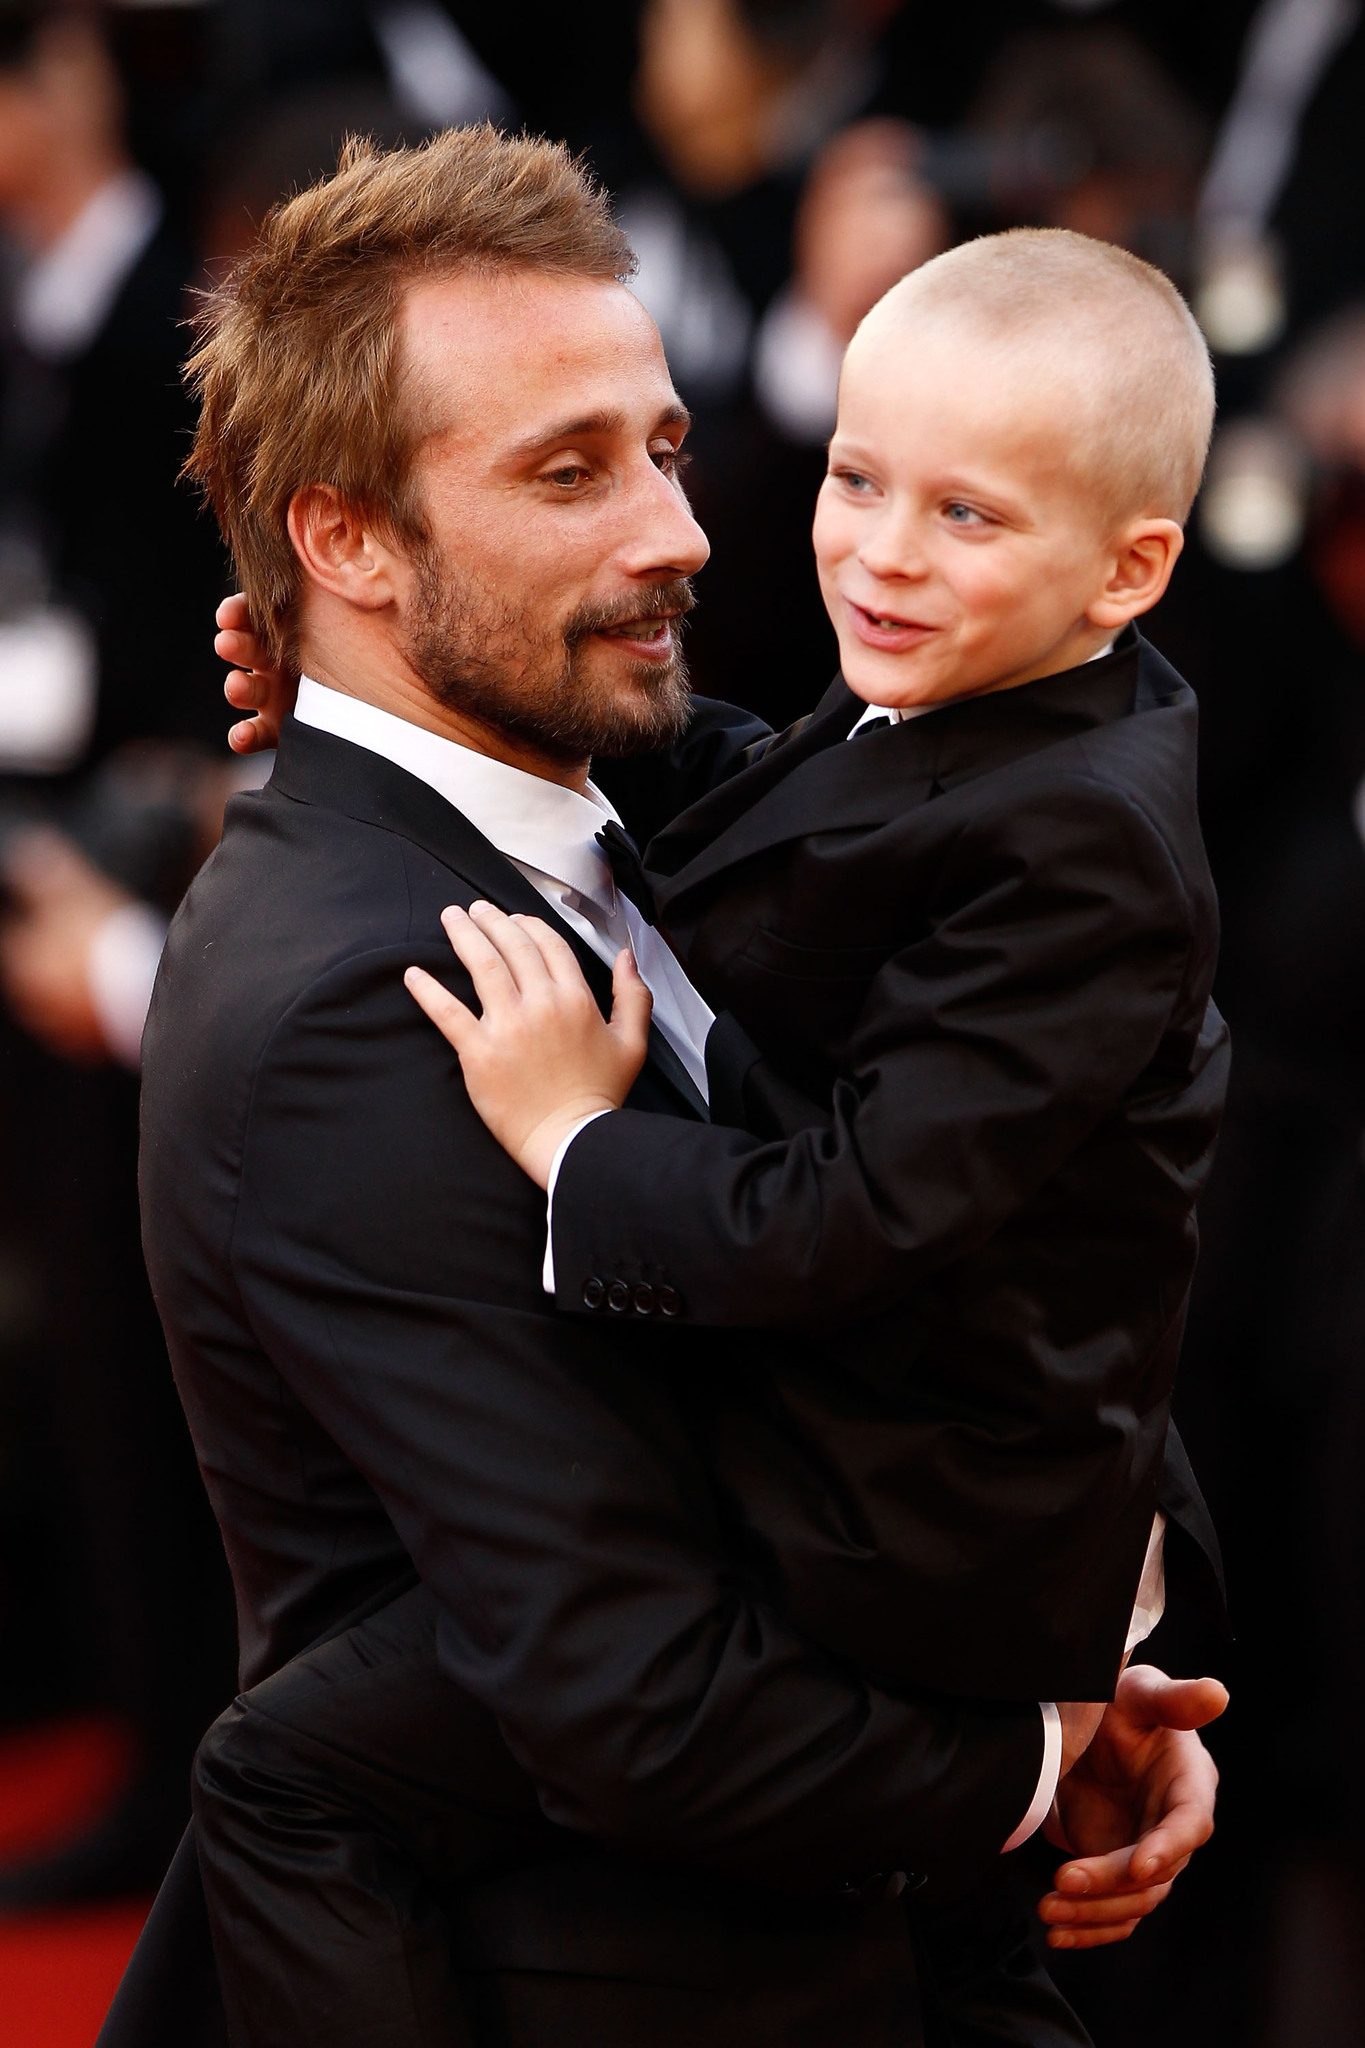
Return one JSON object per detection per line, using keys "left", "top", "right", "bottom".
{"left": 631, "top": 1283, "right": 656, "bottom": 1315}
{"left": 582, "top": 1277, "right": 606, "bottom": 1310}
{"left": 657, "top": 1285, "right": 683, "bottom": 1318}
{"left": 606, "top": 1280, "right": 631, "bottom": 1313}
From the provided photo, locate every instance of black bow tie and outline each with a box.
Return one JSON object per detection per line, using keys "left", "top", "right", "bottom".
{"left": 596, "top": 820, "right": 657, "bottom": 924}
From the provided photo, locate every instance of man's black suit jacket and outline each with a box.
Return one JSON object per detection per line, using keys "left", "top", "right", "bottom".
{"left": 566, "top": 633, "right": 1229, "bottom": 1702}
{"left": 137, "top": 711, "right": 1048, "bottom": 2030}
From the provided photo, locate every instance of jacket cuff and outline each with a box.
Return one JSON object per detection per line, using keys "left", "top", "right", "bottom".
{"left": 542, "top": 1111, "right": 613, "bottom": 1293}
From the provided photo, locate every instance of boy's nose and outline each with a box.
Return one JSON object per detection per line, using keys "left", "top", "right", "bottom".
{"left": 858, "top": 526, "right": 930, "bottom": 581}
{"left": 854, "top": 500, "right": 930, "bottom": 582}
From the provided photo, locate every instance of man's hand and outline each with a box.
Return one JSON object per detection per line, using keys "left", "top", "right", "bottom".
{"left": 1038, "top": 1665, "right": 1228, "bottom": 1950}
{"left": 0, "top": 827, "right": 132, "bottom": 1061}
{"left": 405, "top": 901, "right": 653, "bottom": 1185}
{"left": 217, "top": 593, "right": 295, "bottom": 754}
{"left": 1058, "top": 1699, "right": 1107, "bottom": 1777}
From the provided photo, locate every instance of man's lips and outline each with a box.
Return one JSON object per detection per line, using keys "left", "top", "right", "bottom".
{"left": 591, "top": 613, "right": 680, "bottom": 659}
{"left": 846, "top": 600, "right": 939, "bottom": 653}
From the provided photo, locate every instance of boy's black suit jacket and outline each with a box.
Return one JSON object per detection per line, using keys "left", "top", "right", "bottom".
{"left": 567, "top": 632, "right": 1230, "bottom": 1702}
{"left": 135, "top": 711, "right": 1049, "bottom": 2043}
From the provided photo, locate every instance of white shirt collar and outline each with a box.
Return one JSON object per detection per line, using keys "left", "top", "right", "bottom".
{"left": 293, "top": 676, "right": 624, "bottom": 905}
{"left": 15, "top": 169, "right": 164, "bottom": 362}
{"left": 847, "top": 638, "right": 1120, "bottom": 736}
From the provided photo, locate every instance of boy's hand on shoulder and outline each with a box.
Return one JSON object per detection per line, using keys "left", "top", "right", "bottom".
{"left": 1039, "top": 1666, "right": 1228, "bottom": 1948}
{"left": 405, "top": 901, "right": 653, "bottom": 1188}
{"left": 217, "top": 593, "right": 296, "bottom": 754}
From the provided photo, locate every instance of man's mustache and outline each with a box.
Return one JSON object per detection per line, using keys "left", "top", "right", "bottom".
{"left": 563, "top": 579, "right": 696, "bottom": 648}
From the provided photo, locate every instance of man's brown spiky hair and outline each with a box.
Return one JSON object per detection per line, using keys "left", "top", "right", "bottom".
{"left": 183, "top": 126, "right": 635, "bottom": 663}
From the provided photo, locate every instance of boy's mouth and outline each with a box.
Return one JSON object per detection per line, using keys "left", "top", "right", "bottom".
{"left": 846, "top": 600, "right": 937, "bottom": 653}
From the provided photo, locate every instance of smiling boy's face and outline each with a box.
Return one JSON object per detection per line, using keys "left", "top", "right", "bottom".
{"left": 813, "top": 314, "right": 1181, "bottom": 710}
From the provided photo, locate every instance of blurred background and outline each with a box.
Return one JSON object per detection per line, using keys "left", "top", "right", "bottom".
{"left": 0, "top": 1, "right": 1361, "bottom": 2042}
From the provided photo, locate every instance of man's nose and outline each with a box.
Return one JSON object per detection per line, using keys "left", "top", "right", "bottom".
{"left": 621, "top": 460, "right": 710, "bottom": 579}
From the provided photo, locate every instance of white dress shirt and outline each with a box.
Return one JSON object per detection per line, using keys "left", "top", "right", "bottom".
{"left": 294, "top": 678, "right": 714, "bottom": 1105}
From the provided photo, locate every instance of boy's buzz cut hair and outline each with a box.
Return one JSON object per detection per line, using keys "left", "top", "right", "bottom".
{"left": 855, "top": 228, "right": 1216, "bottom": 527}
{"left": 184, "top": 126, "right": 635, "bottom": 664}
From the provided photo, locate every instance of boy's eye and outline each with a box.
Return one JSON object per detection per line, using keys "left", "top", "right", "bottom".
{"left": 833, "top": 468, "right": 875, "bottom": 492}
{"left": 944, "top": 502, "right": 986, "bottom": 526}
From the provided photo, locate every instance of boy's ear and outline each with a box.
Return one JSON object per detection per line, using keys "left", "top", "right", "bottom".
{"left": 1087, "top": 519, "right": 1185, "bottom": 630}
{"left": 287, "top": 485, "right": 405, "bottom": 613}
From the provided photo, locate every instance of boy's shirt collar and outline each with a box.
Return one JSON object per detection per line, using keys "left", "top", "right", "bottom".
{"left": 846, "top": 632, "right": 1124, "bottom": 738}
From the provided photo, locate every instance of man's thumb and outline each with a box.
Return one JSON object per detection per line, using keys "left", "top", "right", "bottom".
{"left": 1120, "top": 1666, "right": 1230, "bottom": 1732}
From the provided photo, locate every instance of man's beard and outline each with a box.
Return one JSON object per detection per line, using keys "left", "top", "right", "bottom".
{"left": 401, "top": 548, "right": 696, "bottom": 763}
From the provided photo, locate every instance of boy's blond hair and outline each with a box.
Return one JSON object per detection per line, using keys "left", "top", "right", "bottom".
{"left": 854, "top": 229, "right": 1216, "bottom": 526}
{"left": 184, "top": 127, "right": 634, "bottom": 663}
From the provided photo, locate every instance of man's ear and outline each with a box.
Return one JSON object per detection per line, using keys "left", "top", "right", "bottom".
{"left": 1087, "top": 519, "right": 1185, "bottom": 631}
{"left": 286, "top": 486, "right": 404, "bottom": 613}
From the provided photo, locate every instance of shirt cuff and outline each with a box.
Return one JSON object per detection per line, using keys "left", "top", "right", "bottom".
{"left": 542, "top": 1109, "right": 614, "bottom": 1293}
{"left": 87, "top": 900, "right": 168, "bottom": 1070}
{"left": 1002, "top": 1702, "right": 1062, "bottom": 1854}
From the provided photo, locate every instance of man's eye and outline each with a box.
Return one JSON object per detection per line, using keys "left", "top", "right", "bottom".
{"left": 653, "top": 446, "right": 691, "bottom": 477}
{"left": 545, "top": 464, "right": 592, "bottom": 489}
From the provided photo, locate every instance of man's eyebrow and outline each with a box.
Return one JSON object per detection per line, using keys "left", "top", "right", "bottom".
{"left": 506, "top": 401, "right": 691, "bottom": 461}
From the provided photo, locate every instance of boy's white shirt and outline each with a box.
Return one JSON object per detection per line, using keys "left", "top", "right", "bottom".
{"left": 295, "top": 655, "right": 1159, "bottom": 1853}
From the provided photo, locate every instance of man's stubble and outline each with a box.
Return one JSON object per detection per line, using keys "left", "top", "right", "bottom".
{"left": 402, "top": 544, "right": 696, "bottom": 763}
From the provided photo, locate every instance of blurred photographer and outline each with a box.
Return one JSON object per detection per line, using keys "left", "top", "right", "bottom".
{"left": 0, "top": 0, "right": 233, "bottom": 1907}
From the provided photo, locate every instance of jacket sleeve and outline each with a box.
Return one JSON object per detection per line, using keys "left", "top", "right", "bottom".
{"left": 229, "top": 936, "right": 1042, "bottom": 1895}
{"left": 551, "top": 776, "right": 1199, "bottom": 1332}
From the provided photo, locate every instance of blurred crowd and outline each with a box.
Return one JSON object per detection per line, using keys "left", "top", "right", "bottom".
{"left": 0, "top": 2, "right": 1362, "bottom": 2042}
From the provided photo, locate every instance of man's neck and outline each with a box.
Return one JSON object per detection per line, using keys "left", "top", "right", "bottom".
{"left": 300, "top": 647, "right": 592, "bottom": 794}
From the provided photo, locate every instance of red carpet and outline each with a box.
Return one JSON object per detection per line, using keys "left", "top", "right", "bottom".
{"left": 0, "top": 1902, "right": 149, "bottom": 2048}
{"left": 0, "top": 1718, "right": 150, "bottom": 2047}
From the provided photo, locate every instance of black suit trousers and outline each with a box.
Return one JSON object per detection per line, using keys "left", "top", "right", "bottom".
{"left": 190, "top": 1587, "right": 1091, "bottom": 2048}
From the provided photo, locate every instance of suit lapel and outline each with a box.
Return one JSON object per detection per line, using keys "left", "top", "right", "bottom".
{"left": 270, "top": 717, "right": 708, "bottom": 1121}
{"left": 646, "top": 675, "right": 864, "bottom": 886}
{"left": 651, "top": 635, "right": 1145, "bottom": 915}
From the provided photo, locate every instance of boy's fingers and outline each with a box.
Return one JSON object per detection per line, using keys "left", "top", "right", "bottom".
{"left": 610, "top": 948, "right": 654, "bottom": 1054}
{"left": 465, "top": 901, "right": 552, "bottom": 994}
{"left": 228, "top": 718, "right": 266, "bottom": 755}
{"left": 438, "top": 905, "right": 518, "bottom": 1009}
{"left": 224, "top": 667, "right": 266, "bottom": 710}
{"left": 216, "top": 630, "right": 266, "bottom": 674}
{"left": 403, "top": 966, "right": 477, "bottom": 1050}
{"left": 514, "top": 914, "right": 594, "bottom": 990}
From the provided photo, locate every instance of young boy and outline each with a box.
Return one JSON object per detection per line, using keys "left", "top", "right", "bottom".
{"left": 197, "top": 227, "right": 1227, "bottom": 2042}
{"left": 409, "top": 227, "right": 1228, "bottom": 1706}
